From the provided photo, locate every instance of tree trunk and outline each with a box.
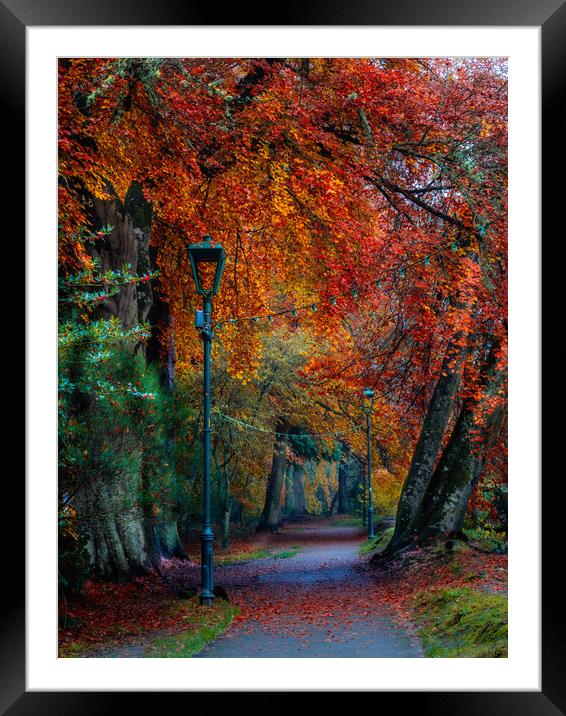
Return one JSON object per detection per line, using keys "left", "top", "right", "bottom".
{"left": 285, "top": 463, "right": 307, "bottom": 518}
{"left": 384, "top": 339, "right": 504, "bottom": 555}
{"left": 293, "top": 463, "right": 307, "bottom": 515}
{"left": 78, "top": 454, "right": 151, "bottom": 582}
{"left": 329, "top": 489, "right": 339, "bottom": 516}
{"left": 74, "top": 194, "right": 165, "bottom": 581}
{"left": 413, "top": 404, "right": 482, "bottom": 537}
{"left": 421, "top": 337, "right": 505, "bottom": 537}
{"left": 284, "top": 463, "right": 295, "bottom": 515}
{"left": 92, "top": 197, "right": 151, "bottom": 331}
{"left": 494, "top": 485, "right": 508, "bottom": 537}
{"left": 337, "top": 445, "right": 350, "bottom": 514}
{"left": 388, "top": 339, "right": 466, "bottom": 551}
{"left": 154, "top": 521, "right": 188, "bottom": 560}
{"left": 140, "top": 453, "right": 167, "bottom": 575}
{"left": 221, "top": 502, "right": 232, "bottom": 549}
{"left": 418, "top": 406, "right": 504, "bottom": 541}
{"left": 220, "top": 467, "right": 232, "bottom": 548}
{"left": 257, "top": 420, "right": 290, "bottom": 532}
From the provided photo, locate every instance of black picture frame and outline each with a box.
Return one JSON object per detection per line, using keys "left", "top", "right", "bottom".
{"left": 10, "top": 0, "right": 560, "bottom": 711}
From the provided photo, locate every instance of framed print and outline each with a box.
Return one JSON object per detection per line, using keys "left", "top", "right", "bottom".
{"left": 10, "top": 0, "right": 561, "bottom": 711}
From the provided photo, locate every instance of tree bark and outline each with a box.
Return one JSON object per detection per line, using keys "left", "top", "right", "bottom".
{"left": 413, "top": 403, "right": 482, "bottom": 537}
{"left": 337, "top": 445, "right": 350, "bottom": 514}
{"left": 293, "top": 463, "right": 307, "bottom": 515}
{"left": 154, "top": 521, "right": 188, "bottom": 560}
{"left": 74, "top": 194, "right": 181, "bottom": 581}
{"left": 284, "top": 463, "right": 295, "bottom": 516}
{"left": 388, "top": 339, "right": 466, "bottom": 552}
{"left": 220, "top": 466, "right": 232, "bottom": 548}
{"left": 77, "top": 453, "right": 151, "bottom": 582}
{"left": 382, "top": 338, "right": 505, "bottom": 558}
{"left": 419, "top": 339, "right": 505, "bottom": 538}
{"left": 284, "top": 462, "right": 307, "bottom": 518}
{"left": 329, "top": 489, "right": 339, "bottom": 516}
{"left": 257, "top": 420, "right": 290, "bottom": 532}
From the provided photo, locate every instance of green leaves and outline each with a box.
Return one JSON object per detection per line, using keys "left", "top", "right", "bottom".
{"left": 59, "top": 262, "right": 159, "bottom": 309}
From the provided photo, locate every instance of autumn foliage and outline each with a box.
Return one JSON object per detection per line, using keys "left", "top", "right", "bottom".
{"left": 58, "top": 57, "right": 507, "bottom": 584}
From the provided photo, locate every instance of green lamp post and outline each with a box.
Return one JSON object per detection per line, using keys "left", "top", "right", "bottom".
{"left": 362, "top": 387, "right": 375, "bottom": 540}
{"left": 187, "top": 235, "right": 226, "bottom": 606}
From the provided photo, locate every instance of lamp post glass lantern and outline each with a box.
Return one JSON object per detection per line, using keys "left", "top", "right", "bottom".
{"left": 363, "top": 387, "right": 375, "bottom": 540}
{"left": 187, "top": 235, "right": 226, "bottom": 298}
{"left": 187, "top": 235, "right": 226, "bottom": 606}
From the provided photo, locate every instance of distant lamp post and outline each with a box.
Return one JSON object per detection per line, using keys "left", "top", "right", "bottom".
{"left": 362, "top": 387, "right": 375, "bottom": 540}
{"left": 187, "top": 235, "right": 226, "bottom": 606}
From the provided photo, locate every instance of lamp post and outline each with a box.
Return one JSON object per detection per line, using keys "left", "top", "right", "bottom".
{"left": 362, "top": 478, "right": 367, "bottom": 528}
{"left": 187, "top": 235, "right": 226, "bottom": 606}
{"left": 362, "top": 387, "right": 375, "bottom": 540}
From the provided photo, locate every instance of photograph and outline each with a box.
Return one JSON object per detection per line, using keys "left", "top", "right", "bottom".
{"left": 57, "top": 56, "right": 509, "bottom": 660}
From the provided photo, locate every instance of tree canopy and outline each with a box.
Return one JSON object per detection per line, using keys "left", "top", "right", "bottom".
{"left": 58, "top": 56, "right": 507, "bottom": 583}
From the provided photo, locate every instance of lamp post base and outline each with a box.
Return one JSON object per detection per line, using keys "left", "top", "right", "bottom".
{"left": 368, "top": 508, "right": 375, "bottom": 540}
{"left": 200, "top": 526, "right": 215, "bottom": 607}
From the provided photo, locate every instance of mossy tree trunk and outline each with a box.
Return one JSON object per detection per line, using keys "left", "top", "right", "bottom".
{"left": 154, "top": 521, "right": 188, "bottom": 560}
{"left": 382, "top": 338, "right": 504, "bottom": 558}
{"left": 75, "top": 192, "right": 184, "bottom": 580}
{"left": 77, "top": 437, "right": 151, "bottom": 582}
{"left": 73, "top": 197, "right": 154, "bottom": 581}
{"left": 412, "top": 404, "right": 483, "bottom": 538}
{"left": 387, "top": 339, "right": 466, "bottom": 552}
{"left": 415, "top": 357, "right": 505, "bottom": 540}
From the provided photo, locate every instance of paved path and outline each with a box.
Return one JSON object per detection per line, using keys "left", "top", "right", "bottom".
{"left": 195, "top": 521, "right": 422, "bottom": 658}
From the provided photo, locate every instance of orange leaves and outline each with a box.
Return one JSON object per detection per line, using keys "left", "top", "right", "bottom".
{"left": 58, "top": 58, "right": 507, "bottom": 474}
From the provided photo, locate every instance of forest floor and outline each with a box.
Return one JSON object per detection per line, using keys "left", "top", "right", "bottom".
{"left": 59, "top": 515, "right": 507, "bottom": 658}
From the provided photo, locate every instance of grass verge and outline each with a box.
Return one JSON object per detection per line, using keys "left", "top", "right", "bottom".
{"left": 216, "top": 545, "right": 301, "bottom": 565}
{"left": 272, "top": 546, "right": 301, "bottom": 559}
{"left": 412, "top": 587, "right": 507, "bottom": 657}
{"left": 331, "top": 516, "right": 363, "bottom": 528}
{"left": 144, "top": 598, "right": 239, "bottom": 657}
{"left": 359, "top": 526, "right": 394, "bottom": 555}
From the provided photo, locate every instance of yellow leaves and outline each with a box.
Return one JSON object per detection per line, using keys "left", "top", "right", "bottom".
{"left": 374, "top": 467, "right": 403, "bottom": 514}
{"left": 270, "top": 161, "right": 296, "bottom": 218}
{"left": 257, "top": 140, "right": 270, "bottom": 161}
{"left": 479, "top": 118, "right": 492, "bottom": 139}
